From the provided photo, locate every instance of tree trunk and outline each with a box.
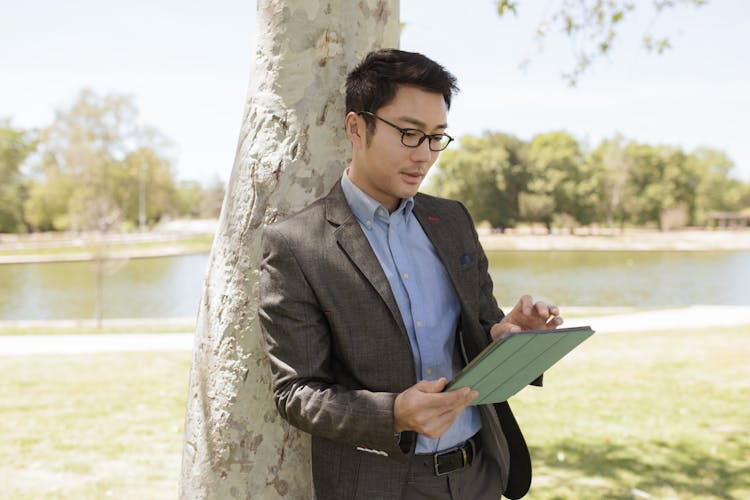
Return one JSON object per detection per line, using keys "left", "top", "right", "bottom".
{"left": 180, "top": 1, "right": 399, "bottom": 498}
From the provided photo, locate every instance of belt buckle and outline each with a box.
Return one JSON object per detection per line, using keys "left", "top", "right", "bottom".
{"left": 432, "top": 445, "right": 468, "bottom": 476}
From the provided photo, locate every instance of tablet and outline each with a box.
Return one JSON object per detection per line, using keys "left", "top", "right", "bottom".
{"left": 446, "top": 326, "right": 594, "bottom": 405}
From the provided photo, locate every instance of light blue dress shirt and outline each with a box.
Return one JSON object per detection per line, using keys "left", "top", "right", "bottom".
{"left": 341, "top": 172, "right": 481, "bottom": 453}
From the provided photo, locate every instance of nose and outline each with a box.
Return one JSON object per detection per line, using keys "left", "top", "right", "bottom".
{"left": 410, "top": 138, "right": 434, "bottom": 163}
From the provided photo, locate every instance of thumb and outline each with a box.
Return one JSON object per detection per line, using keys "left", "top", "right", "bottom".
{"left": 499, "top": 322, "right": 521, "bottom": 335}
{"left": 491, "top": 321, "right": 521, "bottom": 340}
{"left": 415, "top": 377, "right": 448, "bottom": 393}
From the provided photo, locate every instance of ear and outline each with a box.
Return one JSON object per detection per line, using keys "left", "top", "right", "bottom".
{"left": 345, "top": 111, "right": 364, "bottom": 148}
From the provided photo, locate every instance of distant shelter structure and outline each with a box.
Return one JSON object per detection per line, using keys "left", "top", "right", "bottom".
{"left": 708, "top": 211, "right": 750, "bottom": 229}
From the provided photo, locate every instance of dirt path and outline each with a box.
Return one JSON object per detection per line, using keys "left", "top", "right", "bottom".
{"left": 567, "top": 305, "right": 750, "bottom": 333}
{"left": 0, "top": 332, "right": 194, "bottom": 356}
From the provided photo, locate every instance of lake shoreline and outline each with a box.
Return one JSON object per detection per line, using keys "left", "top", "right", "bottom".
{"left": 480, "top": 229, "right": 750, "bottom": 252}
{"left": 0, "top": 247, "right": 207, "bottom": 264}
{"left": 1, "top": 228, "right": 749, "bottom": 264}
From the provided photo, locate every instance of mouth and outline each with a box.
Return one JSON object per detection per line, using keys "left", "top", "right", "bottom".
{"left": 400, "top": 171, "right": 425, "bottom": 183}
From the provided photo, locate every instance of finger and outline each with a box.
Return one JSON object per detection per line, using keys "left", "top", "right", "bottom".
{"left": 521, "top": 294, "right": 533, "bottom": 315}
{"left": 432, "top": 398, "right": 472, "bottom": 422}
{"left": 533, "top": 301, "right": 546, "bottom": 317}
{"left": 499, "top": 322, "right": 521, "bottom": 335}
{"left": 447, "top": 392, "right": 478, "bottom": 418}
{"left": 534, "top": 300, "right": 557, "bottom": 319}
{"left": 441, "top": 386, "right": 477, "bottom": 408}
{"left": 422, "top": 396, "right": 477, "bottom": 437}
{"left": 491, "top": 320, "right": 520, "bottom": 341}
{"left": 415, "top": 377, "right": 448, "bottom": 393}
{"left": 408, "top": 388, "right": 474, "bottom": 432}
{"left": 493, "top": 321, "right": 516, "bottom": 334}
{"left": 547, "top": 315, "right": 564, "bottom": 327}
{"left": 540, "top": 304, "right": 561, "bottom": 326}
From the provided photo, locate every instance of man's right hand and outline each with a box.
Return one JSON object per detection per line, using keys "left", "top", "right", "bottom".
{"left": 393, "top": 378, "right": 478, "bottom": 439}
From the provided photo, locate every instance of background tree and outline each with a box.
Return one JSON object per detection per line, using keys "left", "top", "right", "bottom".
{"left": 688, "top": 147, "right": 745, "bottom": 224}
{"left": 430, "top": 130, "right": 749, "bottom": 232}
{"left": 525, "top": 131, "right": 584, "bottom": 231}
{"left": 622, "top": 141, "right": 692, "bottom": 229}
{"left": 179, "top": 1, "right": 399, "bottom": 498}
{"left": 587, "top": 135, "right": 634, "bottom": 230}
{"left": 24, "top": 90, "right": 177, "bottom": 232}
{"left": 198, "top": 176, "right": 227, "bottom": 219}
{"left": 0, "top": 122, "right": 36, "bottom": 233}
{"left": 174, "top": 180, "right": 205, "bottom": 218}
{"left": 173, "top": 178, "right": 226, "bottom": 220}
{"left": 23, "top": 168, "right": 74, "bottom": 231}
{"left": 119, "top": 145, "right": 177, "bottom": 228}
{"left": 427, "top": 132, "right": 529, "bottom": 228}
{"left": 41, "top": 90, "right": 133, "bottom": 231}
{"left": 659, "top": 146, "right": 695, "bottom": 228}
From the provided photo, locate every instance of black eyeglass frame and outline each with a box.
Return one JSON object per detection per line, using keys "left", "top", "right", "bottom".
{"left": 357, "top": 111, "right": 454, "bottom": 151}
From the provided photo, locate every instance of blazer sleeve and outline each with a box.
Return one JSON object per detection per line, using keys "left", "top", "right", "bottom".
{"left": 258, "top": 224, "right": 410, "bottom": 459}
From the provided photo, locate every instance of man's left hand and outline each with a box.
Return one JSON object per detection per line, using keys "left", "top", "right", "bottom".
{"left": 490, "top": 294, "right": 563, "bottom": 341}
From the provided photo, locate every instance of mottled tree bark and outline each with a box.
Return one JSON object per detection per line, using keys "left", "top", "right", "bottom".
{"left": 180, "top": 1, "right": 399, "bottom": 498}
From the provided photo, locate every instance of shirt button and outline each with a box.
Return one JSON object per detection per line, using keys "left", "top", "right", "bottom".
{"left": 426, "top": 369, "right": 433, "bottom": 375}
{"left": 402, "top": 272, "right": 409, "bottom": 280}
{"left": 416, "top": 320, "right": 422, "bottom": 327}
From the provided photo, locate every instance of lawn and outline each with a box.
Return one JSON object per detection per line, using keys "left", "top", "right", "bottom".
{"left": 0, "top": 326, "right": 748, "bottom": 499}
{"left": 512, "top": 325, "right": 750, "bottom": 499}
{"left": 0, "top": 352, "right": 191, "bottom": 499}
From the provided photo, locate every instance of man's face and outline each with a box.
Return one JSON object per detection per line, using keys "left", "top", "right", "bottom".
{"left": 347, "top": 85, "right": 448, "bottom": 212}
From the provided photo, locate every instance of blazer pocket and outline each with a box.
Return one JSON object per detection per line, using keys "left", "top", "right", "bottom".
{"left": 456, "top": 252, "right": 480, "bottom": 304}
{"left": 459, "top": 252, "right": 476, "bottom": 267}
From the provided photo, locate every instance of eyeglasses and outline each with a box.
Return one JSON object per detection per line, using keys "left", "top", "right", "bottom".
{"left": 358, "top": 111, "right": 454, "bottom": 151}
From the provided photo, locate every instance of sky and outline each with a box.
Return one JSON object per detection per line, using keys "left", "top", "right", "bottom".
{"left": 2, "top": 0, "right": 749, "bottom": 185}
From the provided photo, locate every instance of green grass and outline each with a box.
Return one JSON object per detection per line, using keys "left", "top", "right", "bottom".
{"left": 1, "top": 327, "right": 748, "bottom": 499}
{"left": 0, "top": 352, "right": 191, "bottom": 499}
{"left": 512, "top": 325, "right": 750, "bottom": 499}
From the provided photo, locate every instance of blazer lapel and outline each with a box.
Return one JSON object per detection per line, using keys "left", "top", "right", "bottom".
{"left": 325, "top": 182, "right": 408, "bottom": 336}
{"left": 413, "top": 196, "right": 466, "bottom": 295}
{"left": 413, "top": 195, "right": 488, "bottom": 359}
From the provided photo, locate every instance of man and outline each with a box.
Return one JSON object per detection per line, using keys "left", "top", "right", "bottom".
{"left": 259, "top": 49, "right": 562, "bottom": 499}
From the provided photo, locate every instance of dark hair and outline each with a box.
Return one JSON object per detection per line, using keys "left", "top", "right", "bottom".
{"left": 345, "top": 49, "right": 459, "bottom": 134}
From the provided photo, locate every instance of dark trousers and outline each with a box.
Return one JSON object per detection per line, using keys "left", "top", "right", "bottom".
{"left": 402, "top": 437, "right": 504, "bottom": 500}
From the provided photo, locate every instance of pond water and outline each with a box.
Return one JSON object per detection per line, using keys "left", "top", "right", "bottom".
{"left": 0, "top": 251, "right": 748, "bottom": 320}
{"left": 487, "top": 250, "right": 750, "bottom": 308}
{"left": 0, "top": 253, "right": 208, "bottom": 320}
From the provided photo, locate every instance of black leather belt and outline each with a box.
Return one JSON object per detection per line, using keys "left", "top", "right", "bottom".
{"left": 418, "top": 435, "right": 478, "bottom": 476}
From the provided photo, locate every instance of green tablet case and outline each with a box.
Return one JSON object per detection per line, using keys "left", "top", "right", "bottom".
{"left": 447, "top": 326, "right": 594, "bottom": 405}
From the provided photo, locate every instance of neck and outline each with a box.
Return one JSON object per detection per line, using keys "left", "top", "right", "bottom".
{"left": 345, "top": 165, "right": 400, "bottom": 213}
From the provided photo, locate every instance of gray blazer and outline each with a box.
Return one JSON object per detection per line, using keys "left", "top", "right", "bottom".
{"left": 259, "top": 181, "right": 534, "bottom": 499}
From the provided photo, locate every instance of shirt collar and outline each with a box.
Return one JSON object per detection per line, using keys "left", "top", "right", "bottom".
{"left": 341, "top": 170, "right": 414, "bottom": 227}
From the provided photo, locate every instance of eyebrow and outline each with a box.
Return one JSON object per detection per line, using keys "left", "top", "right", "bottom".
{"left": 396, "top": 115, "right": 448, "bottom": 132}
